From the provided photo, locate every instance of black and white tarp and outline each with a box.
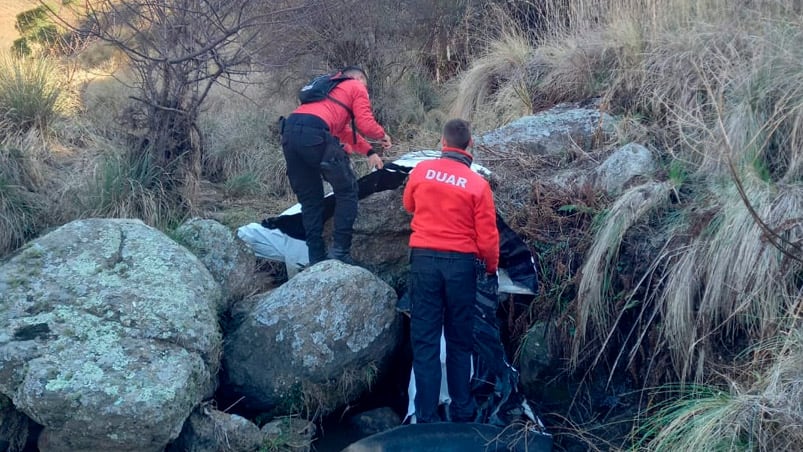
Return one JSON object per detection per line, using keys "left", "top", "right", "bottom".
{"left": 237, "top": 151, "right": 549, "bottom": 446}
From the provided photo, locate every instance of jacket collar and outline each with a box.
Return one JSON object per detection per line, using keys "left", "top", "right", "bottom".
{"left": 441, "top": 146, "right": 473, "bottom": 167}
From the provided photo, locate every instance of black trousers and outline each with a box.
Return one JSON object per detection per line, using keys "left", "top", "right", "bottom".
{"left": 281, "top": 114, "right": 359, "bottom": 263}
{"left": 410, "top": 248, "right": 477, "bottom": 423}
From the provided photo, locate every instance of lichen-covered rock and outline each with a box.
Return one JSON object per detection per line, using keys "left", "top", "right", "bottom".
{"left": 174, "top": 218, "right": 256, "bottom": 303}
{"left": 518, "top": 321, "right": 556, "bottom": 396}
{"left": 477, "top": 104, "right": 616, "bottom": 157}
{"left": 223, "top": 260, "right": 400, "bottom": 414}
{"left": 0, "top": 219, "right": 223, "bottom": 452}
{"left": 167, "top": 405, "right": 263, "bottom": 452}
{"left": 327, "top": 187, "right": 412, "bottom": 291}
{"left": 594, "top": 143, "right": 656, "bottom": 195}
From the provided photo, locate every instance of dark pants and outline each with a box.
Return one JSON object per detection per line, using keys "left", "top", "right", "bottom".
{"left": 281, "top": 114, "right": 359, "bottom": 264}
{"left": 410, "top": 248, "right": 476, "bottom": 423}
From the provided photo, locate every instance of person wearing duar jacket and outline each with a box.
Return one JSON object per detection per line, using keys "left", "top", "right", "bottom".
{"left": 403, "top": 118, "right": 500, "bottom": 423}
{"left": 280, "top": 66, "right": 391, "bottom": 266}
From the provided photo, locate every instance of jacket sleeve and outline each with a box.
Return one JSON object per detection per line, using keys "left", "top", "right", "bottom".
{"left": 474, "top": 184, "right": 500, "bottom": 273}
{"left": 402, "top": 173, "right": 416, "bottom": 213}
{"left": 349, "top": 82, "right": 386, "bottom": 140}
{"left": 338, "top": 125, "right": 372, "bottom": 154}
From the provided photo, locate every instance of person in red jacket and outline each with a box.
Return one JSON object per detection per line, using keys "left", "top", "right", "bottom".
{"left": 403, "top": 118, "right": 499, "bottom": 423}
{"left": 281, "top": 66, "right": 392, "bottom": 265}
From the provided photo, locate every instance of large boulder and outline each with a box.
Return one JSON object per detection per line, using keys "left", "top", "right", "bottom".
{"left": 0, "top": 219, "right": 223, "bottom": 452}
{"left": 174, "top": 217, "right": 257, "bottom": 303}
{"left": 330, "top": 186, "right": 412, "bottom": 291}
{"left": 593, "top": 143, "right": 656, "bottom": 195}
{"left": 224, "top": 260, "right": 401, "bottom": 415}
{"left": 477, "top": 104, "right": 616, "bottom": 157}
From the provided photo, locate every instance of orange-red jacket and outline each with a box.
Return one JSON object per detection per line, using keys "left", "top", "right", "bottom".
{"left": 403, "top": 147, "right": 500, "bottom": 273}
{"left": 293, "top": 78, "right": 385, "bottom": 155}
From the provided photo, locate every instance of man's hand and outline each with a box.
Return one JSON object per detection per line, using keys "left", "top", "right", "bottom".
{"left": 380, "top": 133, "right": 392, "bottom": 150}
{"left": 367, "top": 153, "right": 384, "bottom": 169}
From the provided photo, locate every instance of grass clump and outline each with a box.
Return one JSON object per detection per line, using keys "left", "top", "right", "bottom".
{"left": 637, "top": 331, "right": 803, "bottom": 451}
{"left": 0, "top": 52, "right": 72, "bottom": 138}
{"left": 0, "top": 135, "right": 49, "bottom": 257}
{"left": 62, "top": 138, "right": 182, "bottom": 228}
{"left": 572, "top": 181, "right": 671, "bottom": 367}
{"left": 450, "top": 25, "right": 534, "bottom": 131}
{"left": 200, "top": 93, "right": 293, "bottom": 204}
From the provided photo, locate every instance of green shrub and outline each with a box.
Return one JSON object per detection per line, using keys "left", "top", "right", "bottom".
{"left": 13, "top": 5, "right": 66, "bottom": 57}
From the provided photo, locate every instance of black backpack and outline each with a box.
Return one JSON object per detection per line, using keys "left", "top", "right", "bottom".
{"left": 298, "top": 71, "right": 358, "bottom": 144}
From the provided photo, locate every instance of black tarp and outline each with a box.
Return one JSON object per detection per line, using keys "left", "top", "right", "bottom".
{"left": 261, "top": 162, "right": 538, "bottom": 293}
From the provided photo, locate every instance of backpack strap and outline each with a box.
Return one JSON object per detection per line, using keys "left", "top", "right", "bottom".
{"left": 326, "top": 94, "right": 358, "bottom": 145}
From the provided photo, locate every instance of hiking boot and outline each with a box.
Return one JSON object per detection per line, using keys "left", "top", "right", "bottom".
{"left": 307, "top": 240, "right": 327, "bottom": 267}
{"left": 327, "top": 247, "right": 362, "bottom": 267}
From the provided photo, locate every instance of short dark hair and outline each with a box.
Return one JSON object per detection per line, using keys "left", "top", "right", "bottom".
{"left": 342, "top": 66, "right": 368, "bottom": 79}
{"left": 442, "top": 118, "right": 472, "bottom": 150}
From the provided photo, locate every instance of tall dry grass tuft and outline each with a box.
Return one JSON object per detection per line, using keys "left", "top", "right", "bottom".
{"left": 449, "top": 21, "right": 534, "bottom": 130}
{"left": 59, "top": 136, "right": 181, "bottom": 228}
{"left": 201, "top": 107, "right": 291, "bottom": 200}
{"left": 198, "top": 78, "right": 299, "bottom": 211}
{"left": 659, "top": 179, "right": 803, "bottom": 380}
{"left": 638, "top": 329, "right": 803, "bottom": 451}
{"left": 0, "top": 129, "right": 55, "bottom": 256}
{"left": 572, "top": 181, "right": 671, "bottom": 366}
{"left": 0, "top": 52, "right": 73, "bottom": 138}
{"left": 0, "top": 140, "right": 47, "bottom": 256}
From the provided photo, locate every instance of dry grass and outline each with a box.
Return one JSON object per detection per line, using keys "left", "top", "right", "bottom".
{"left": 55, "top": 133, "right": 183, "bottom": 228}
{"left": 572, "top": 181, "right": 671, "bottom": 367}
{"left": 464, "top": 0, "right": 803, "bottom": 377}
{"left": 449, "top": 22, "right": 534, "bottom": 131}
{"left": 0, "top": 51, "right": 75, "bottom": 137}
{"left": 638, "top": 329, "right": 803, "bottom": 451}
{"left": 658, "top": 180, "right": 803, "bottom": 380}
{"left": 0, "top": 128, "right": 61, "bottom": 257}
{"left": 449, "top": 7, "right": 803, "bottom": 449}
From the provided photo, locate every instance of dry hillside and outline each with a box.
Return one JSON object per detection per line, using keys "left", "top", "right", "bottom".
{"left": 0, "top": 0, "right": 37, "bottom": 50}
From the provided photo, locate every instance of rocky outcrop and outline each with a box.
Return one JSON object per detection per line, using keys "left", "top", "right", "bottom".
{"left": 593, "top": 143, "right": 656, "bottom": 195}
{"left": 174, "top": 218, "right": 257, "bottom": 303}
{"left": 541, "top": 142, "right": 657, "bottom": 194}
{"left": 0, "top": 219, "right": 223, "bottom": 452}
{"left": 477, "top": 104, "right": 616, "bottom": 157}
{"left": 332, "top": 186, "right": 412, "bottom": 291}
{"left": 224, "top": 260, "right": 401, "bottom": 415}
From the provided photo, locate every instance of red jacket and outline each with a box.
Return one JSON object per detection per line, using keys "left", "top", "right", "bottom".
{"left": 403, "top": 148, "right": 500, "bottom": 273}
{"left": 293, "top": 78, "right": 385, "bottom": 154}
